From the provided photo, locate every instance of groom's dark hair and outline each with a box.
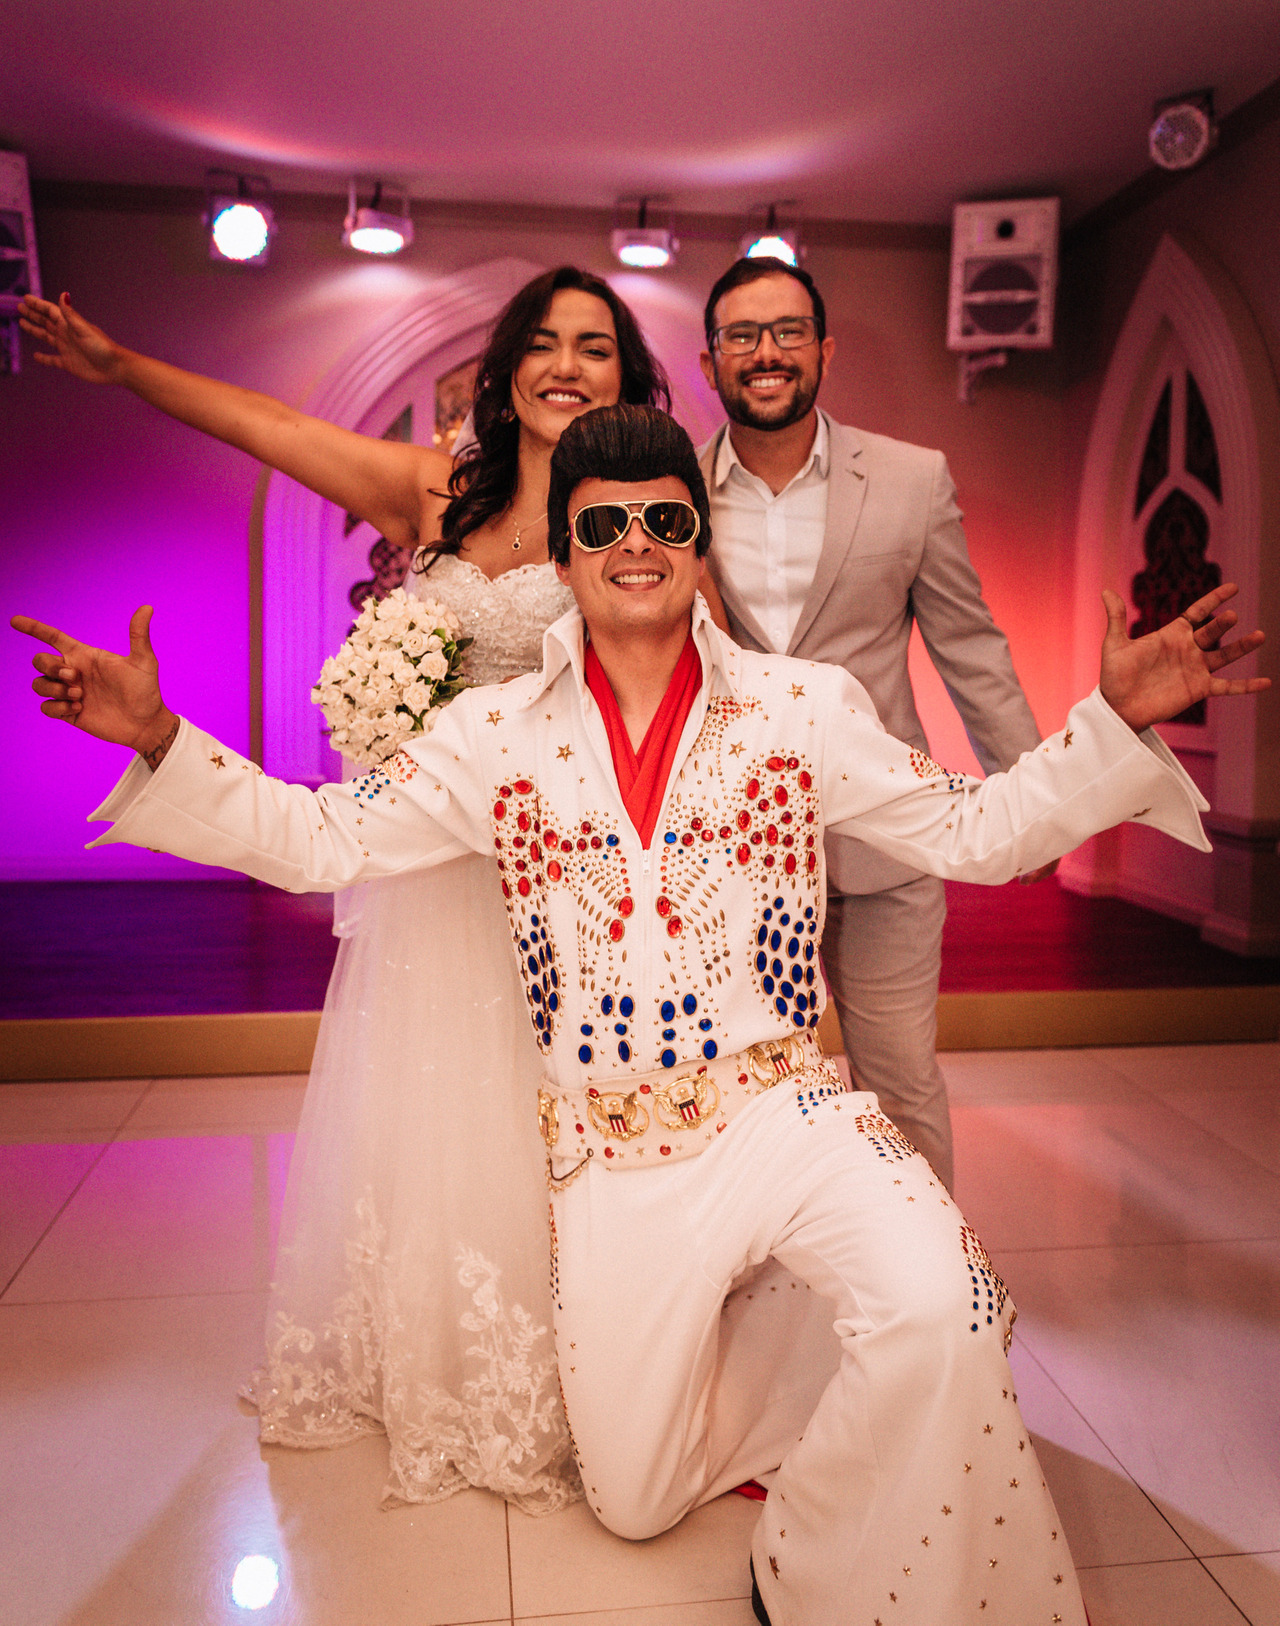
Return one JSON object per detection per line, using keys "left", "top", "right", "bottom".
{"left": 547, "top": 404, "right": 712, "bottom": 564}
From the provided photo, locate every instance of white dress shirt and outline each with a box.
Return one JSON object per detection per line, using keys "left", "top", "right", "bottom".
{"left": 710, "top": 412, "right": 830, "bottom": 653}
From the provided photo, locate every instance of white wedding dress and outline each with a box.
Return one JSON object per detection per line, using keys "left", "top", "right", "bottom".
{"left": 245, "top": 554, "right": 582, "bottom": 1513}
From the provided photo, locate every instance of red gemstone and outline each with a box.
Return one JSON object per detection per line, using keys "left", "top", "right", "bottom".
{"left": 517, "top": 811, "right": 531, "bottom": 832}
{"left": 667, "top": 916, "right": 683, "bottom": 937}
{"left": 618, "top": 896, "right": 634, "bottom": 917}
{"left": 737, "top": 810, "right": 751, "bottom": 832}
{"left": 719, "top": 825, "right": 731, "bottom": 838}
{"left": 575, "top": 1123, "right": 585, "bottom": 1134}
{"left": 656, "top": 895, "right": 672, "bottom": 916}
{"left": 530, "top": 843, "right": 541, "bottom": 860}
{"left": 499, "top": 784, "right": 513, "bottom": 798}
{"left": 577, "top": 838, "right": 588, "bottom": 851}
{"left": 591, "top": 836, "right": 602, "bottom": 849}
{"left": 766, "top": 824, "right": 778, "bottom": 844}
{"left": 767, "top": 756, "right": 785, "bottom": 771}
{"left": 799, "top": 770, "right": 812, "bottom": 790}
{"left": 547, "top": 860, "right": 562, "bottom": 881}
{"left": 775, "top": 786, "right": 788, "bottom": 806}
{"left": 493, "top": 800, "right": 507, "bottom": 820}
{"left": 737, "top": 845, "right": 751, "bottom": 863}
{"left": 515, "top": 858, "right": 527, "bottom": 871}
{"left": 604, "top": 1147, "right": 614, "bottom": 1158}
{"left": 807, "top": 851, "right": 817, "bottom": 872}
{"left": 660, "top": 1145, "right": 672, "bottom": 1156}
{"left": 513, "top": 835, "right": 525, "bottom": 849}
{"left": 562, "top": 839, "right": 573, "bottom": 852}
{"left": 609, "top": 919, "right": 625, "bottom": 941}
{"left": 763, "top": 854, "right": 775, "bottom": 867}
{"left": 543, "top": 829, "right": 557, "bottom": 847}
{"left": 500, "top": 880, "right": 511, "bottom": 897}
{"left": 757, "top": 798, "right": 770, "bottom": 812}
{"left": 514, "top": 779, "right": 532, "bottom": 794}
{"left": 588, "top": 1088, "right": 600, "bottom": 1098}
{"left": 751, "top": 832, "right": 762, "bottom": 845}
{"left": 746, "top": 777, "right": 760, "bottom": 798}
{"left": 682, "top": 832, "right": 695, "bottom": 846}
{"left": 690, "top": 817, "right": 703, "bottom": 830}
{"left": 701, "top": 829, "right": 715, "bottom": 841}
{"left": 639, "top": 1083, "right": 651, "bottom": 1094}
{"left": 784, "top": 853, "right": 797, "bottom": 874}
{"left": 517, "top": 876, "right": 531, "bottom": 896}
{"left": 581, "top": 821, "right": 592, "bottom": 834}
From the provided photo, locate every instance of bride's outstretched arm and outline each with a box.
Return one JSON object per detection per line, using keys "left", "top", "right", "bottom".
{"left": 19, "top": 292, "right": 454, "bottom": 549}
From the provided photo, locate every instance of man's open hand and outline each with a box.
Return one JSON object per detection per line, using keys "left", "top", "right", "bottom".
{"left": 1099, "top": 583, "right": 1269, "bottom": 733}
{"left": 11, "top": 606, "right": 179, "bottom": 767}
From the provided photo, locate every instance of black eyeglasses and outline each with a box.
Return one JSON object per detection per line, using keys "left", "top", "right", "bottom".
{"left": 569, "top": 499, "right": 701, "bottom": 552}
{"left": 711, "top": 317, "right": 819, "bottom": 354}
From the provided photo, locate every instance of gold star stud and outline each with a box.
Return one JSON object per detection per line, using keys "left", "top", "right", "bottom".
{"left": 486, "top": 710, "right": 503, "bottom": 727}
{"left": 729, "top": 741, "right": 744, "bottom": 756}
{"left": 210, "top": 754, "right": 225, "bottom": 768}
{"left": 788, "top": 683, "right": 805, "bottom": 699}
{"left": 1063, "top": 729, "right": 1073, "bottom": 747}
{"left": 557, "top": 744, "right": 574, "bottom": 760}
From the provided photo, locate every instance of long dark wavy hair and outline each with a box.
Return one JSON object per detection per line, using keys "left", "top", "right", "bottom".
{"left": 422, "top": 267, "right": 671, "bottom": 565}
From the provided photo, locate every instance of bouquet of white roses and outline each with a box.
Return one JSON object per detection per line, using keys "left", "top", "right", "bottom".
{"left": 311, "top": 588, "right": 472, "bottom": 768}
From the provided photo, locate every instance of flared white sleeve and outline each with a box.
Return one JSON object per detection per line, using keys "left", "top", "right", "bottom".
{"left": 86, "top": 709, "right": 490, "bottom": 890}
{"left": 821, "top": 681, "right": 1210, "bottom": 880}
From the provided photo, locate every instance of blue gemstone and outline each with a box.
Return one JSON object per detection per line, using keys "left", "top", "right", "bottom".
{"left": 790, "top": 964, "right": 802, "bottom": 981}
{"left": 763, "top": 976, "right": 775, "bottom": 994}
{"left": 581, "top": 1023, "right": 593, "bottom": 1036}
{"left": 805, "top": 966, "right": 815, "bottom": 985}
{"left": 535, "top": 1010, "right": 545, "bottom": 1028}
{"left": 786, "top": 936, "right": 800, "bottom": 957}
{"left": 578, "top": 1044, "right": 593, "bottom": 1063}
{"left": 779, "top": 913, "right": 790, "bottom": 926}
{"left": 774, "top": 896, "right": 785, "bottom": 909}
{"left": 519, "top": 938, "right": 530, "bottom": 952}
{"left": 792, "top": 1011, "right": 807, "bottom": 1027}
{"left": 618, "top": 1041, "right": 631, "bottom": 1062}
{"left": 606, "top": 833, "right": 619, "bottom": 845}
{"left": 531, "top": 914, "right": 540, "bottom": 927}
{"left": 548, "top": 992, "right": 559, "bottom": 1012}
{"left": 550, "top": 967, "right": 559, "bottom": 987}
{"left": 615, "top": 1022, "right": 627, "bottom": 1035}
{"left": 682, "top": 993, "right": 697, "bottom": 1015}
{"left": 664, "top": 832, "right": 677, "bottom": 844}
{"left": 780, "top": 982, "right": 794, "bottom": 998}
{"left": 660, "top": 1000, "right": 676, "bottom": 1022}
{"left": 530, "top": 984, "right": 543, "bottom": 1004}
{"left": 661, "top": 1049, "right": 677, "bottom": 1068}
{"left": 699, "top": 1018, "right": 713, "bottom": 1031}
{"left": 527, "top": 956, "right": 539, "bottom": 974}
{"left": 702, "top": 1040, "right": 718, "bottom": 1059}
{"left": 762, "top": 908, "right": 773, "bottom": 921}
{"left": 620, "top": 996, "right": 635, "bottom": 1018}
{"left": 602, "top": 995, "right": 614, "bottom": 1015}
{"left": 804, "top": 942, "right": 814, "bottom": 960}
{"left": 770, "top": 930, "right": 782, "bottom": 950}
{"left": 792, "top": 991, "right": 806, "bottom": 1010}
{"left": 662, "top": 1028, "right": 676, "bottom": 1040}
{"left": 804, "top": 906, "right": 814, "bottom": 919}
{"left": 808, "top": 1010, "right": 820, "bottom": 1027}
{"left": 757, "top": 926, "right": 768, "bottom": 946}
{"left": 775, "top": 996, "right": 789, "bottom": 1016}
{"left": 755, "top": 952, "right": 768, "bottom": 973}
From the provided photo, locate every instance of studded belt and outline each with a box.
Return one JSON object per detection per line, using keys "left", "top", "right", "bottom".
{"left": 540, "top": 1028, "right": 844, "bottom": 1187}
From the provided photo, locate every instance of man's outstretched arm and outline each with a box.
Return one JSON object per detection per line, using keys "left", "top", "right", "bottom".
{"left": 11, "top": 608, "right": 487, "bottom": 890}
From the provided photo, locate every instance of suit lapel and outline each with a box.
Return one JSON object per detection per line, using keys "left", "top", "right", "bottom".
{"left": 788, "top": 415, "right": 867, "bottom": 655}
{"left": 700, "top": 427, "right": 773, "bottom": 652}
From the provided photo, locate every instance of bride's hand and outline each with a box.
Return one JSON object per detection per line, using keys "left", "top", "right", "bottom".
{"left": 18, "top": 293, "right": 125, "bottom": 384}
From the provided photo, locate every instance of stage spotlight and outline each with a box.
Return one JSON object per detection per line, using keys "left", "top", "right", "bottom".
{"left": 740, "top": 204, "right": 801, "bottom": 266}
{"left": 343, "top": 181, "right": 414, "bottom": 255}
{"left": 611, "top": 198, "right": 676, "bottom": 269}
{"left": 206, "top": 171, "right": 276, "bottom": 266}
{"left": 1149, "top": 90, "right": 1217, "bottom": 171}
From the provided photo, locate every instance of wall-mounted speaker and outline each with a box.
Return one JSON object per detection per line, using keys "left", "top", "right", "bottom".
{"left": 947, "top": 197, "right": 1059, "bottom": 353}
{"left": 0, "top": 151, "right": 40, "bottom": 374}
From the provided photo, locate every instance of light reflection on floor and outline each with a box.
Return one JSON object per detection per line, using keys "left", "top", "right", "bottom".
{"left": 2, "top": 1043, "right": 1277, "bottom": 1625}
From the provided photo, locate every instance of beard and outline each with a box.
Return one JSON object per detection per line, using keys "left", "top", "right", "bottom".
{"left": 716, "top": 361, "right": 822, "bottom": 431}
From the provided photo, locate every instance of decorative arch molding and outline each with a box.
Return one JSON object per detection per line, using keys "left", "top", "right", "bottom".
{"left": 1066, "top": 231, "right": 1280, "bottom": 949}
{"left": 260, "top": 256, "right": 545, "bottom": 782}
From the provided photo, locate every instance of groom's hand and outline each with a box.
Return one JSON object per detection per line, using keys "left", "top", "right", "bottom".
{"left": 1099, "top": 583, "right": 1269, "bottom": 733}
{"left": 11, "top": 606, "right": 180, "bottom": 768}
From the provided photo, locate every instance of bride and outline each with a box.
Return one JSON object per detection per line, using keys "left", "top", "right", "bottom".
{"left": 22, "top": 267, "right": 727, "bottom": 1511}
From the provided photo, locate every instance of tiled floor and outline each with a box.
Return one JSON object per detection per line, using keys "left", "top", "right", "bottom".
{"left": 2, "top": 1042, "right": 1277, "bottom": 1625}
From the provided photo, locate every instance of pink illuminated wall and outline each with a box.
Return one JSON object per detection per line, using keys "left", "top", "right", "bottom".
{"left": 2, "top": 200, "right": 1069, "bottom": 878}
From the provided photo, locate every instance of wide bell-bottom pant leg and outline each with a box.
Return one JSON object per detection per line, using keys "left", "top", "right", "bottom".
{"left": 822, "top": 874, "right": 955, "bottom": 1191}
{"left": 550, "top": 1085, "right": 1084, "bottom": 1626}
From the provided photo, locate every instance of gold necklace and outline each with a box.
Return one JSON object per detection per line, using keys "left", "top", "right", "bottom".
{"left": 511, "top": 509, "right": 547, "bottom": 552}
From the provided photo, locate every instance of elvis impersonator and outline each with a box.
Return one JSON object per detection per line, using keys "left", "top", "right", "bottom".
{"left": 14, "top": 405, "right": 1269, "bottom": 1626}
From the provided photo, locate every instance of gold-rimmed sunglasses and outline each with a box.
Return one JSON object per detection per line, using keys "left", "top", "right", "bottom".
{"left": 569, "top": 499, "right": 701, "bottom": 552}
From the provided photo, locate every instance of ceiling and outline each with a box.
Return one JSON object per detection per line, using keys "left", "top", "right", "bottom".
{"left": 4, "top": 0, "right": 1277, "bottom": 225}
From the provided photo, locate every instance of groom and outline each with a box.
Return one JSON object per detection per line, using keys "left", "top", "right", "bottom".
{"left": 14, "top": 405, "right": 1265, "bottom": 1626}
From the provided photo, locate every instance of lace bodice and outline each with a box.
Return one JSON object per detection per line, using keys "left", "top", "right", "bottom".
{"left": 413, "top": 555, "right": 576, "bottom": 687}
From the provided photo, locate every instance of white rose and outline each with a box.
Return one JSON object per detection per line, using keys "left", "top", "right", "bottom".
{"left": 419, "top": 651, "right": 449, "bottom": 682}
{"left": 390, "top": 653, "right": 417, "bottom": 686}
{"left": 405, "top": 679, "right": 434, "bottom": 713}
{"left": 401, "top": 629, "right": 428, "bottom": 657}
{"left": 349, "top": 651, "right": 374, "bottom": 679}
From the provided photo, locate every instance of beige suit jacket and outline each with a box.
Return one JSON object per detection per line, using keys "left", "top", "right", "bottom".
{"left": 699, "top": 412, "right": 1043, "bottom": 894}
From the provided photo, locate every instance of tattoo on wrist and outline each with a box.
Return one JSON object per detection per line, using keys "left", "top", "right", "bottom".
{"left": 140, "top": 717, "right": 179, "bottom": 771}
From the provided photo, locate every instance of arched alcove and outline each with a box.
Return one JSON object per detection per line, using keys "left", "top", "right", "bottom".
{"left": 259, "top": 257, "right": 545, "bottom": 784}
{"left": 1065, "top": 232, "right": 1280, "bottom": 952}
